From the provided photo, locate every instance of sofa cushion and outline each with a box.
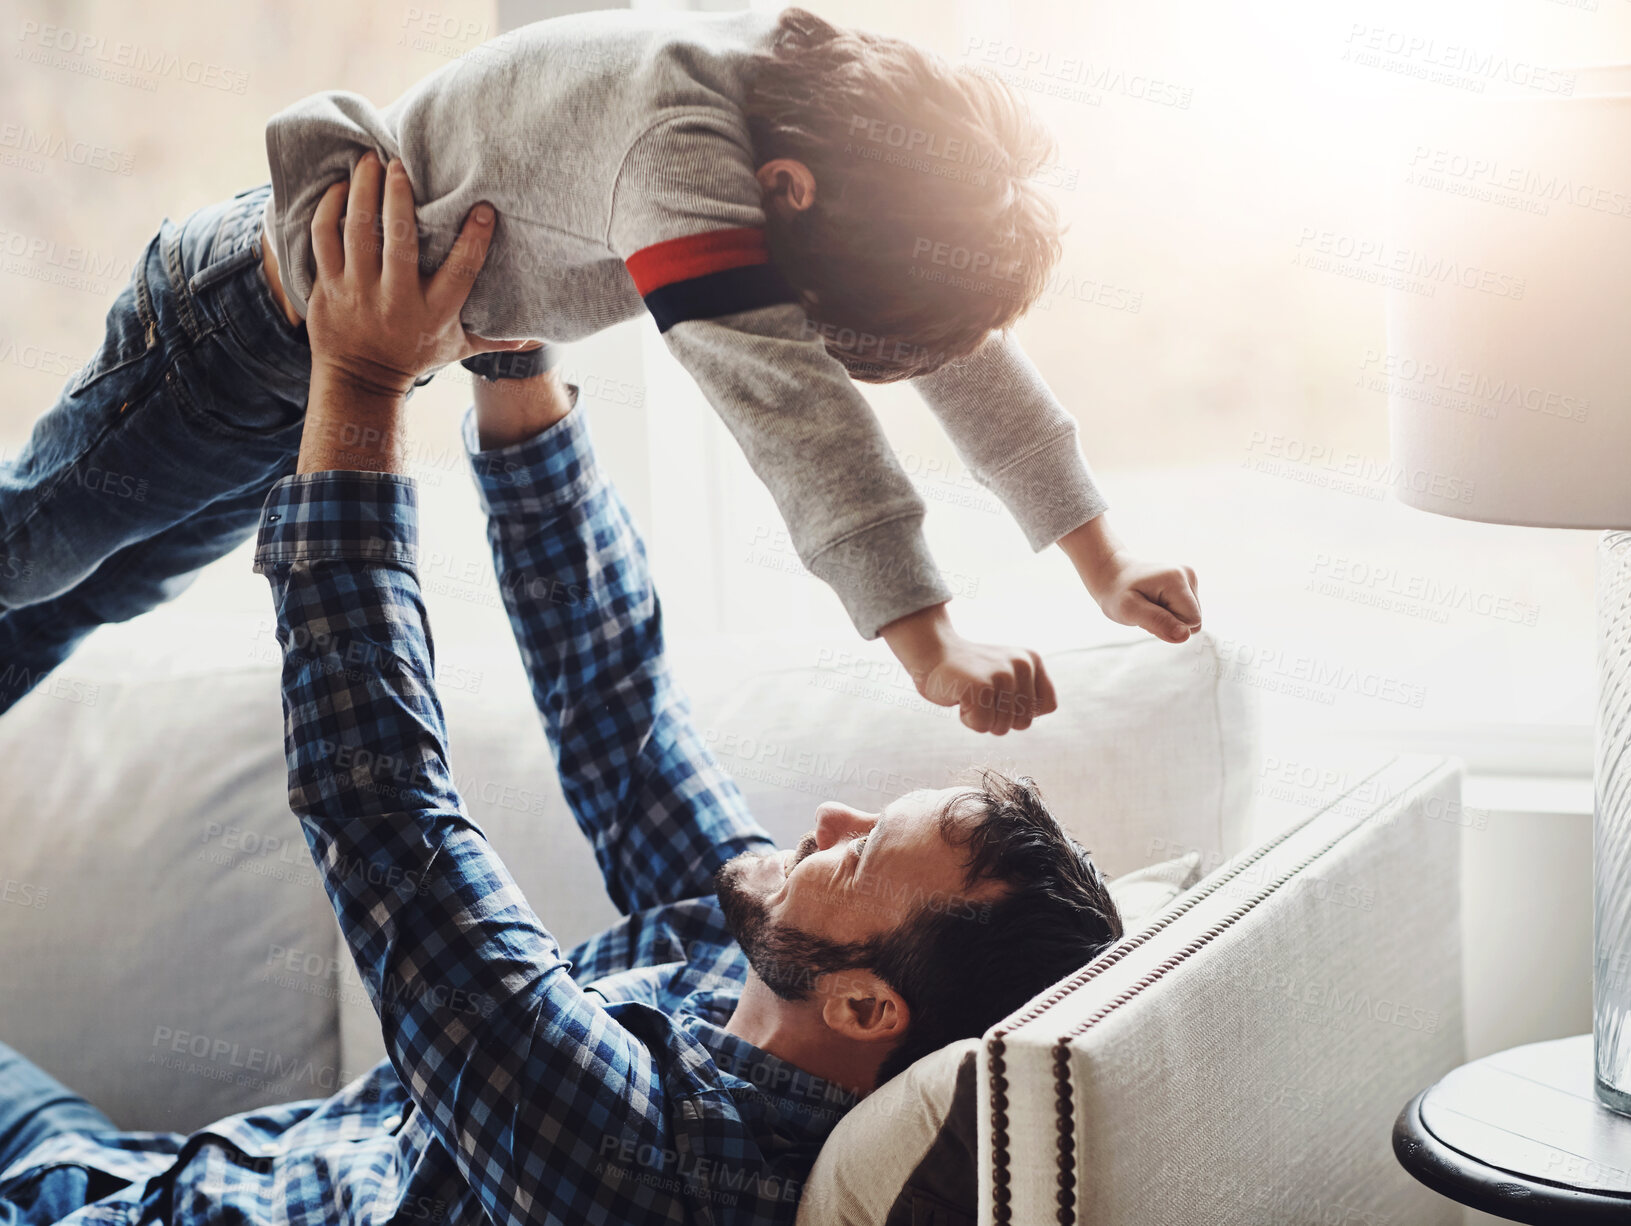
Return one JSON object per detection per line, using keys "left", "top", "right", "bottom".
{"left": 1107, "top": 851, "right": 1204, "bottom": 926}
{"left": 684, "top": 633, "right": 1257, "bottom": 879}
{"left": 795, "top": 1040, "right": 980, "bottom": 1226}
{"left": 0, "top": 656, "right": 343, "bottom": 1133}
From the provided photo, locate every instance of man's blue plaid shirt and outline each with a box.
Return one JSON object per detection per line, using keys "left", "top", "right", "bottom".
{"left": 0, "top": 405, "right": 856, "bottom": 1226}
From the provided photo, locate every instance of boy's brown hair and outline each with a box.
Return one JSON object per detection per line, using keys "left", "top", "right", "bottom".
{"left": 742, "top": 8, "right": 1065, "bottom": 383}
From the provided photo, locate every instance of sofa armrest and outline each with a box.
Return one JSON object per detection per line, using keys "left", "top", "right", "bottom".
{"left": 979, "top": 754, "right": 1467, "bottom": 1226}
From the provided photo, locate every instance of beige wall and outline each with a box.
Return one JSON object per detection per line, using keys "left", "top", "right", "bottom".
{"left": 0, "top": 0, "right": 494, "bottom": 449}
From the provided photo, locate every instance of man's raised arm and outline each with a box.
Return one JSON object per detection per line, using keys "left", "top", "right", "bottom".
{"left": 463, "top": 365, "right": 777, "bottom": 916}
{"left": 254, "top": 153, "right": 690, "bottom": 1226}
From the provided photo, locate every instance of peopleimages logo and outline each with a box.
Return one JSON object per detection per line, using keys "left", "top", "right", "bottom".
{"left": 1209, "top": 637, "right": 1429, "bottom": 709}
{"left": 1309, "top": 552, "right": 1540, "bottom": 628}
{"left": 961, "top": 38, "right": 1194, "bottom": 110}
{"left": 845, "top": 114, "right": 1078, "bottom": 188}
{"left": 149, "top": 1026, "right": 362, "bottom": 1091}
{"left": 0, "top": 228, "right": 131, "bottom": 275}
{"left": 1225, "top": 966, "right": 1442, "bottom": 1034}
{"left": 0, "top": 124, "right": 134, "bottom": 174}
{"left": 1357, "top": 349, "right": 1589, "bottom": 424}
{"left": 1, "top": 879, "right": 48, "bottom": 909}
{"left": 1293, "top": 228, "right": 1526, "bottom": 300}
{"left": 595, "top": 1135, "right": 800, "bottom": 1206}
{"left": 1405, "top": 145, "right": 1631, "bottom": 220}
{"left": 1341, "top": 25, "right": 1576, "bottom": 97}
{"left": 15, "top": 21, "right": 251, "bottom": 93}
{"left": 702, "top": 727, "right": 934, "bottom": 799}
{"left": 1243, "top": 431, "right": 1476, "bottom": 506}
{"left": 910, "top": 237, "right": 1026, "bottom": 284}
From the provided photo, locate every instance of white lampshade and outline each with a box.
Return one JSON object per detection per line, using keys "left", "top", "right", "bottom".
{"left": 1386, "top": 68, "right": 1631, "bottom": 529}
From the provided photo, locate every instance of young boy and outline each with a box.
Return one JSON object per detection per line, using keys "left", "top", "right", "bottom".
{"left": 0, "top": 6, "right": 1201, "bottom": 729}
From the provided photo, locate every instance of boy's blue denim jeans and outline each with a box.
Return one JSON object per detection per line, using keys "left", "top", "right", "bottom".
{"left": 0, "top": 183, "right": 313, "bottom": 713}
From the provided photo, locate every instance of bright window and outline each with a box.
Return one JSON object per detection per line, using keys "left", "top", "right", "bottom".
{"left": 2, "top": 0, "right": 1622, "bottom": 775}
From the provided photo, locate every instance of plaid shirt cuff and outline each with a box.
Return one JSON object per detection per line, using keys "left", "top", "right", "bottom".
{"left": 252, "top": 471, "right": 419, "bottom": 573}
{"left": 461, "top": 391, "right": 602, "bottom": 520}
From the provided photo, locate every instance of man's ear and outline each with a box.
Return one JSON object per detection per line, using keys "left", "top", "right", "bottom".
{"left": 818, "top": 968, "right": 909, "bottom": 1045}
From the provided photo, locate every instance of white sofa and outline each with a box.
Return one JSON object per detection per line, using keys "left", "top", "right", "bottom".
{"left": 0, "top": 614, "right": 1463, "bottom": 1224}
{"left": 972, "top": 753, "right": 1465, "bottom": 1226}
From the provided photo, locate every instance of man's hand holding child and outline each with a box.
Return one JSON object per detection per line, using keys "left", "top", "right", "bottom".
{"left": 299, "top": 150, "right": 532, "bottom": 473}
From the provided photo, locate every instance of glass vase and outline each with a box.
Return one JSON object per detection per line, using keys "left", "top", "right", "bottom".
{"left": 1595, "top": 531, "right": 1631, "bottom": 1113}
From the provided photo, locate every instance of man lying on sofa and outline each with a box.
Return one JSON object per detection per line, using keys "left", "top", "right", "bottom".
{"left": 0, "top": 167, "right": 1123, "bottom": 1226}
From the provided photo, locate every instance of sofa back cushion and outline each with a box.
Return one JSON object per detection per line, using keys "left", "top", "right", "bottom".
{"left": 683, "top": 633, "right": 1258, "bottom": 879}
{"left": 0, "top": 660, "right": 343, "bottom": 1133}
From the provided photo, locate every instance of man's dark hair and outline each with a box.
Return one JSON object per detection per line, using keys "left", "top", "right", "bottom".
{"left": 717, "top": 768, "right": 1123, "bottom": 1087}
{"left": 867, "top": 769, "right": 1123, "bottom": 1082}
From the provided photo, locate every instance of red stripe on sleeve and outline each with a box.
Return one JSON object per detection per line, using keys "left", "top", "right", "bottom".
{"left": 624, "top": 228, "right": 772, "bottom": 295}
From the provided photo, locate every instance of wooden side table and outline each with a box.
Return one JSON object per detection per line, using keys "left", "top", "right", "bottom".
{"left": 1394, "top": 1035, "right": 1631, "bottom": 1223}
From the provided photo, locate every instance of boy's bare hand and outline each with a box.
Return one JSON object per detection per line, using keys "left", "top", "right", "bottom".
{"left": 879, "top": 604, "right": 1056, "bottom": 736}
{"left": 305, "top": 149, "right": 531, "bottom": 399}
{"left": 1059, "top": 515, "right": 1203, "bottom": 645}
{"left": 1091, "top": 556, "right": 1202, "bottom": 644}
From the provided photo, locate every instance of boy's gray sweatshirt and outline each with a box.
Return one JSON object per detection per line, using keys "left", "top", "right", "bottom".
{"left": 262, "top": 7, "right": 1107, "bottom": 638}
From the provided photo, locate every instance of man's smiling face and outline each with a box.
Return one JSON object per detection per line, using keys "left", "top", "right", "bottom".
{"left": 714, "top": 786, "right": 1005, "bottom": 990}
{"left": 713, "top": 768, "right": 1123, "bottom": 1092}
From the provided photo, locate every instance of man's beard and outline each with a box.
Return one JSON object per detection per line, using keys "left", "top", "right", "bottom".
{"left": 713, "top": 834, "right": 874, "bottom": 1002}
